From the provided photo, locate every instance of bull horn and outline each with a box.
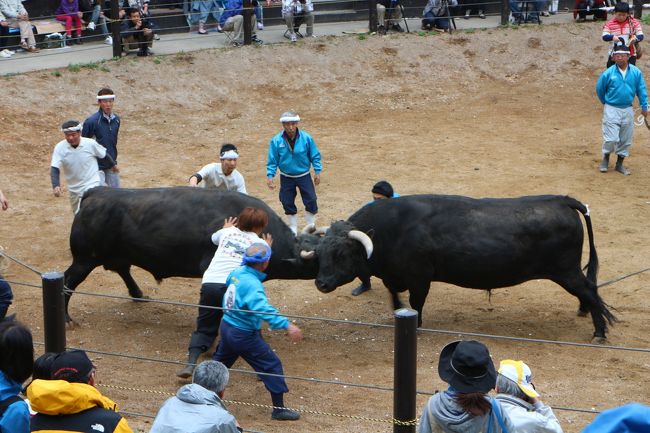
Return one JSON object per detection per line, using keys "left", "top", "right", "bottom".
{"left": 314, "top": 226, "right": 330, "bottom": 236}
{"left": 301, "top": 223, "right": 316, "bottom": 235}
{"left": 300, "top": 250, "right": 316, "bottom": 260}
{"left": 348, "top": 230, "right": 373, "bottom": 259}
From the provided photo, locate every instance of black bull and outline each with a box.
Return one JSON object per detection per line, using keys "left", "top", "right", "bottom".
{"left": 307, "top": 194, "right": 616, "bottom": 340}
{"left": 63, "top": 187, "right": 320, "bottom": 321}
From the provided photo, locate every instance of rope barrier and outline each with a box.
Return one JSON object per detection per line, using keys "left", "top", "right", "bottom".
{"left": 0, "top": 250, "right": 42, "bottom": 275}
{"left": 0, "top": 279, "right": 42, "bottom": 289}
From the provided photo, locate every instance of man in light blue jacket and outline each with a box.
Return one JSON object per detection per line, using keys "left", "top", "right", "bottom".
{"left": 596, "top": 42, "right": 648, "bottom": 175}
{"left": 266, "top": 111, "right": 322, "bottom": 235}
{"left": 150, "top": 361, "right": 240, "bottom": 433}
{"left": 213, "top": 243, "right": 303, "bottom": 421}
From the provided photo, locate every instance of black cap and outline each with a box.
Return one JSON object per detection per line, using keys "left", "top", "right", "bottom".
{"left": 614, "top": 2, "right": 630, "bottom": 13}
{"left": 51, "top": 350, "right": 94, "bottom": 383}
{"left": 371, "top": 181, "right": 394, "bottom": 198}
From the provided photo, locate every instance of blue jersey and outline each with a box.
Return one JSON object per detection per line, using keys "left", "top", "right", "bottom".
{"left": 222, "top": 266, "right": 289, "bottom": 331}
{"left": 596, "top": 64, "right": 649, "bottom": 110}
{"left": 266, "top": 129, "right": 322, "bottom": 178}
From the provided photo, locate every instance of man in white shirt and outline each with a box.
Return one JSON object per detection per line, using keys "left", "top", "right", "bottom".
{"left": 177, "top": 207, "right": 270, "bottom": 379}
{"left": 50, "top": 120, "right": 116, "bottom": 213}
{"left": 189, "top": 144, "right": 247, "bottom": 194}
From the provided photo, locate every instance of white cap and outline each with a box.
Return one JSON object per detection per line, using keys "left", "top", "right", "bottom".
{"left": 498, "top": 359, "right": 539, "bottom": 398}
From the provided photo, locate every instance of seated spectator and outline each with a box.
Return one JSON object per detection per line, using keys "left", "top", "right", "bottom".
{"left": 0, "top": 11, "right": 16, "bottom": 58}
{"left": 0, "top": 0, "right": 39, "bottom": 53}
{"left": 192, "top": 0, "right": 222, "bottom": 34}
{"left": 377, "top": 0, "right": 403, "bottom": 35}
{"left": 461, "top": 0, "right": 485, "bottom": 19}
{"left": 422, "top": 0, "right": 457, "bottom": 31}
{"left": 151, "top": 360, "right": 241, "bottom": 433}
{"left": 219, "top": 0, "right": 262, "bottom": 46}
{"left": 510, "top": 0, "right": 546, "bottom": 24}
{"left": 189, "top": 144, "right": 247, "bottom": 193}
{"left": 0, "top": 246, "right": 13, "bottom": 321}
{"left": 602, "top": 2, "right": 643, "bottom": 67}
{"left": 120, "top": 7, "right": 154, "bottom": 56}
{"left": 56, "top": 0, "right": 84, "bottom": 45}
{"left": 80, "top": 0, "right": 112, "bottom": 45}
{"left": 573, "top": 0, "right": 607, "bottom": 22}
{"left": 582, "top": 403, "right": 650, "bottom": 432}
{"left": 417, "top": 340, "right": 511, "bottom": 433}
{"left": 27, "top": 349, "right": 134, "bottom": 433}
{"left": 282, "top": 0, "right": 314, "bottom": 42}
{"left": 495, "top": 360, "right": 563, "bottom": 433}
{"left": 0, "top": 320, "right": 33, "bottom": 433}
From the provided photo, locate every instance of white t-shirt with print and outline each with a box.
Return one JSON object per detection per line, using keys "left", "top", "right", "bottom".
{"left": 201, "top": 226, "right": 268, "bottom": 284}
{"left": 51, "top": 137, "right": 106, "bottom": 195}
{"left": 197, "top": 163, "right": 247, "bottom": 194}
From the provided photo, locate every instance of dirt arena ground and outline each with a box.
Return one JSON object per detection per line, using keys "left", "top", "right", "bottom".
{"left": 2, "top": 21, "right": 650, "bottom": 432}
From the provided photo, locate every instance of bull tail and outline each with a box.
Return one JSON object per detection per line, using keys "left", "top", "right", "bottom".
{"left": 566, "top": 197, "right": 598, "bottom": 285}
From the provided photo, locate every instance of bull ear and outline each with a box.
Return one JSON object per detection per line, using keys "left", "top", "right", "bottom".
{"left": 348, "top": 230, "right": 373, "bottom": 259}
{"left": 300, "top": 250, "right": 316, "bottom": 260}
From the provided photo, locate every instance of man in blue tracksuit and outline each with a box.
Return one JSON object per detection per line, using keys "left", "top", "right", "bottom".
{"left": 213, "top": 243, "right": 303, "bottom": 421}
{"left": 266, "top": 111, "right": 322, "bottom": 236}
{"left": 596, "top": 42, "right": 648, "bottom": 176}
{"left": 82, "top": 87, "right": 121, "bottom": 187}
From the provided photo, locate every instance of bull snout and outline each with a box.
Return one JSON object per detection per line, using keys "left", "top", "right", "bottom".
{"left": 315, "top": 278, "right": 336, "bottom": 293}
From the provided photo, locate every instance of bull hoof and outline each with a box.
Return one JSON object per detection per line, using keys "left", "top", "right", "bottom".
{"left": 351, "top": 284, "right": 370, "bottom": 296}
{"left": 65, "top": 319, "right": 79, "bottom": 329}
{"left": 576, "top": 309, "right": 589, "bottom": 317}
{"left": 132, "top": 295, "right": 151, "bottom": 303}
{"left": 591, "top": 336, "right": 608, "bottom": 345}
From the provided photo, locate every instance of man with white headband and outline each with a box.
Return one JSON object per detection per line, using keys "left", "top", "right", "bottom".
{"left": 266, "top": 111, "right": 322, "bottom": 235}
{"left": 51, "top": 120, "right": 116, "bottom": 213}
{"left": 596, "top": 41, "right": 648, "bottom": 176}
{"left": 213, "top": 243, "right": 303, "bottom": 421}
{"left": 82, "top": 88, "right": 121, "bottom": 188}
{"left": 188, "top": 143, "right": 247, "bottom": 193}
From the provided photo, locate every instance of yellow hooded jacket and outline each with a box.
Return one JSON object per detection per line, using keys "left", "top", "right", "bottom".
{"left": 26, "top": 379, "right": 133, "bottom": 433}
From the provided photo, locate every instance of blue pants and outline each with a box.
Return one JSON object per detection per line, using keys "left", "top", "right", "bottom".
{"left": 192, "top": 0, "right": 223, "bottom": 24}
{"left": 0, "top": 275, "right": 13, "bottom": 321}
{"left": 422, "top": 11, "right": 452, "bottom": 30}
{"left": 279, "top": 173, "right": 318, "bottom": 215}
{"left": 213, "top": 321, "right": 289, "bottom": 394}
{"left": 188, "top": 282, "right": 227, "bottom": 352}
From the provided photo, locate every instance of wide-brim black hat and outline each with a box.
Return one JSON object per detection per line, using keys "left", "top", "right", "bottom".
{"left": 438, "top": 340, "right": 496, "bottom": 394}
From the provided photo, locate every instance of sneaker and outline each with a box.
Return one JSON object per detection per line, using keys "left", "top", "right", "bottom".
{"left": 257, "top": 21, "right": 264, "bottom": 30}
{"left": 464, "top": 10, "right": 470, "bottom": 19}
{"left": 0, "top": 50, "right": 11, "bottom": 58}
{"left": 290, "top": 33, "right": 297, "bottom": 42}
{"left": 272, "top": 408, "right": 300, "bottom": 421}
{"left": 154, "top": 34, "right": 160, "bottom": 40}
{"left": 20, "top": 40, "right": 28, "bottom": 50}
{"left": 87, "top": 21, "right": 96, "bottom": 31}
{"left": 378, "top": 24, "right": 386, "bottom": 35}
{"left": 231, "top": 40, "right": 241, "bottom": 47}
{"left": 391, "top": 23, "right": 404, "bottom": 32}
{"left": 104, "top": 36, "right": 113, "bottom": 45}
{"left": 479, "top": 10, "right": 486, "bottom": 18}
{"left": 137, "top": 48, "right": 152, "bottom": 56}
{"left": 27, "top": 46, "right": 40, "bottom": 53}
{"left": 541, "top": 11, "right": 550, "bottom": 16}
{"left": 76, "top": 36, "right": 83, "bottom": 45}
{"left": 252, "top": 35, "right": 263, "bottom": 45}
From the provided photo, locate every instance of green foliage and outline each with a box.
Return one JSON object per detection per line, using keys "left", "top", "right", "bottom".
{"left": 52, "top": 71, "right": 62, "bottom": 77}
{"left": 67, "top": 64, "right": 81, "bottom": 72}
{"left": 153, "top": 57, "right": 161, "bottom": 64}
{"left": 418, "top": 31, "right": 427, "bottom": 36}
{"left": 464, "top": 28, "right": 476, "bottom": 34}
{"left": 642, "top": 14, "right": 650, "bottom": 25}
{"left": 358, "top": 33, "right": 367, "bottom": 40}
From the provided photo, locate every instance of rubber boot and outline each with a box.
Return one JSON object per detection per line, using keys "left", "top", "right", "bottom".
{"left": 177, "top": 348, "right": 202, "bottom": 378}
{"left": 615, "top": 155, "right": 630, "bottom": 176}
{"left": 599, "top": 153, "right": 610, "bottom": 173}
{"left": 288, "top": 214, "right": 298, "bottom": 236}
{"left": 305, "top": 212, "right": 316, "bottom": 227}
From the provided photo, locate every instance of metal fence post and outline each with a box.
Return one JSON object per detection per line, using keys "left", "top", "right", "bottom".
{"left": 501, "top": 0, "right": 509, "bottom": 26}
{"left": 110, "top": 0, "right": 121, "bottom": 58}
{"left": 243, "top": 0, "right": 253, "bottom": 45}
{"left": 369, "top": 0, "right": 378, "bottom": 33}
{"left": 42, "top": 272, "right": 66, "bottom": 354}
{"left": 394, "top": 308, "right": 417, "bottom": 433}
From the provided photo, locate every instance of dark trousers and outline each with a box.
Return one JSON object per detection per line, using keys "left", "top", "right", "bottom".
{"left": 188, "top": 282, "right": 227, "bottom": 352}
{"left": 0, "top": 26, "right": 8, "bottom": 50}
{"left": 122, "top": 31, "right": 154, "bottom": 52}
{"left": 0, "top": 276, "right": 13, "bottom": 321}
{"left": 213, "top": 320, "right": 289, "bottom": 394}
{"left": 423, "top": 11, "right": 452, "bottom": 30}
{"left": 279, "top": 173, "right": 318, "bottom": 215}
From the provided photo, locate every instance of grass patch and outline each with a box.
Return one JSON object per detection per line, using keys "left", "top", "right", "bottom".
{"left": 358, "top": 34, "right": 367, "bottom": 40}
{"left": 67, "top": 61, "right": 103, "bottom": 72}
{"left": 51, "top": 71, "right": 62, "bottom": 77}
{"left": 463, "top": 28, "right": 476, "bottom": 34}
{"left": 100, "top": 66, "right": 110, "bottom": 72}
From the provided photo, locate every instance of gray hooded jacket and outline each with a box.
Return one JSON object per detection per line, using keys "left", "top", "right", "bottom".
{"left": 418, "top": 390, "right": 514, "bottom": 433}
{"left": 149, "top": 383, "right": 239, "bottom": 433}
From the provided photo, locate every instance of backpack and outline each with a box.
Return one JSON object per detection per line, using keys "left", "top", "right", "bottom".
{"left": 0, "top": 395, "right": 23, "bottom": 418}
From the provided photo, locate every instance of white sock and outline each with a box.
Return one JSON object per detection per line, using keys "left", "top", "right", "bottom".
{"left": 305, "top": 212, "right": 316, "bottom": 226}
{"left": 288, "top": 215, "right": 298, "bottom": 235}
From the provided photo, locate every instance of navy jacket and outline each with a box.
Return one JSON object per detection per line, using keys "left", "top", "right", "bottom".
{"left": 82, "top": 110, "right": 120, "bottom": 170}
